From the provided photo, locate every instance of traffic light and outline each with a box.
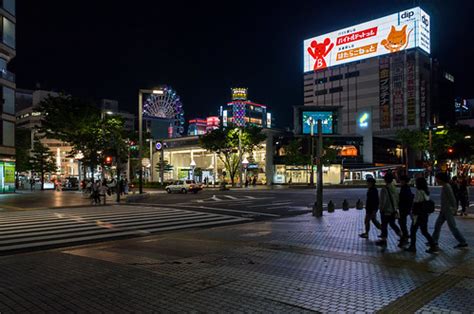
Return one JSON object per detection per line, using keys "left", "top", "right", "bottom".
{"left": 105, "top": 156, "right": 112, "bottom": 165}
{"left": 447, "top": 147, "right": 454, "bottom": 154}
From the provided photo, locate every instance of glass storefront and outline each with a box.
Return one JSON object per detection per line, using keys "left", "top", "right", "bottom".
{"left": 0, "top": 161, "right": 15, "bottom": 192}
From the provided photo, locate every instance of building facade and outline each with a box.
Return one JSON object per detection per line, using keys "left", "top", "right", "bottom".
{"left": 220, "top": 88, "right": 272, "bottom": 128}
{"left": 187, "top": 118, "right": 207, "bottom": 136}
{"left": 0, "top": 0, "right": 15, "bottom": 192}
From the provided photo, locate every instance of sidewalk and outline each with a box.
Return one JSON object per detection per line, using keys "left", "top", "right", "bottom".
{"left": 0, "top": 209, "right": 472, "bottom": 312}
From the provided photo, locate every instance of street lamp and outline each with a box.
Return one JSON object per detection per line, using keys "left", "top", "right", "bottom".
{"left": 190, "top": 159, "right": 196, "bottom": 180}
{"left": 138, "top": 89, "right": 163, "bottom": 194}
{"left": 242, "top": 157, "right": 249, "bottom": 187}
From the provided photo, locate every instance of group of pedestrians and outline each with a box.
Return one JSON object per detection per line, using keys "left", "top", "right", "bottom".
{"left": 84, "top": 178, "right": 129, "bottom": 205}
{"left": 360, "top": 172, "right": 469, "bottom": 254}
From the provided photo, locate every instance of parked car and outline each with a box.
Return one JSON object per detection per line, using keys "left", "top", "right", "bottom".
{"left": 165, "top": 180, "right": 203, "bottom": 194}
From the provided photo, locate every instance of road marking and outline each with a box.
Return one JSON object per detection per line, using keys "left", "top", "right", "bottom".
{"left": 223, "top": 195, "right": 238, "bottom": 200}
{"left": 163, "top": 204, "right": 280, "bottom": 217}
{"left": 248, "top": 202, "right": 292, "bottom": 208}
{"left": 244, "top": 196, "right": 256, "bottom": 199}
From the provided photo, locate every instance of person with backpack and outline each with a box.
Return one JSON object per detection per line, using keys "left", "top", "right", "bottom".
{"left": 376, "top": 173, "right": 402, "bottom": 247}
{"left": 432, "top": 173, "right": 468, "bottom": 249}
{"left": 359, "top": 177, "right": 381, "bottom": 239}
{"left": 405, "top": 177, "right": 438, "bottom": 253}
{"left": 398, "top": 175, "right": 414, "bottom": 247}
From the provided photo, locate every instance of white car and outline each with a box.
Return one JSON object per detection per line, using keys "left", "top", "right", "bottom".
{"left": 165, "top": 180, "right": 203, "bottom": 194}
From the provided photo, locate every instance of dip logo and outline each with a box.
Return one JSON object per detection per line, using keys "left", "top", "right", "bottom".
{"left": 401, "top": 10, "right": 415, "bottom": 19}
{"left": 422, "top": 14, "right": 429, "bottom": 27}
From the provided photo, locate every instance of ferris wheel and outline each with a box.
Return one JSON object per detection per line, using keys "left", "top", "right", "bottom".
{"left": 143, "top": 86, "right": 185, "bottom": 134}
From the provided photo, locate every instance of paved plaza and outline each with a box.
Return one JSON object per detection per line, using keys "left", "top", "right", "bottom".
{"left": 0, "top": 208, "right": 473, "bottom": 312}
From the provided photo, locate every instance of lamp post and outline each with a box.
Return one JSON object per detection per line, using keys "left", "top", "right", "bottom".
{"left": 236, "top": 127, "right": 243, "bottom": 188}
{"left": 190, "top": 159, "right": 196, "bottom": 180}
{"left": 138, "top": 89, "right": 163, "bottom": 194}
{"left": 242, "top": 157, "right": 249, "bottom": 187}
{"left": 100, "top": 110, "right": 113, "bottom": 180}
{"left": 309, "top": 117, "right": 315, "bottom": 186}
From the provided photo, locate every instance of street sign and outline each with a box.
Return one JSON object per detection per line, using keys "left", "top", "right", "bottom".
{"left": 155, "top": 141, "right": 163, "bottom": 151}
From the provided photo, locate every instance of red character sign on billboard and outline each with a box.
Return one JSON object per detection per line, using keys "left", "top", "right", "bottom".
{"left": 307, "top": 38, "right": 334, "bottom": 70}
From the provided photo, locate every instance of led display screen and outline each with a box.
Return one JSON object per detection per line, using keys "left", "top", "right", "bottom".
{"left": 302, "top": 111, "right": 334, "bottom": 134}
{"left": 303, "top": 7, "right": 430, "bottom": 72}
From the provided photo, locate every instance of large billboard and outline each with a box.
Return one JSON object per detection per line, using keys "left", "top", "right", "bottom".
{"left": 304, "top": 7, "right": 430, "bottom": 72}
{"left": 302, "top": 111, "right": 334, "bottom": 134}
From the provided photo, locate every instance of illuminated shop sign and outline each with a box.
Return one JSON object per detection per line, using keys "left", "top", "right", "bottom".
{"left": 302, "top": 111, "right": 334, "bottom": 134}
{"left": 303, "top": 7, "right": 430, "bottom": 72}
{"left": 231, "top": 88, "right": 248, "bottom": 100}
{"left": 358, "top": 112, "right": 369, "bottom": 128}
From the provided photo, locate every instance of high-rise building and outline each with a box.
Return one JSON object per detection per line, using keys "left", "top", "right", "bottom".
{"left": 220, "top": 88, "right": 272, "bottom": 128}
{"left": 187, "top": 118, "right": 207, "bottom": 136}
{"left": 296, "top": 7, "right": 431, "bottom": 165}
{"left": 0, "top": 0, "right": 15, "bottom": 192}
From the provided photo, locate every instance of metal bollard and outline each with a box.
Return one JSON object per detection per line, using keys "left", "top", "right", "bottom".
{"left": 342, "top": 199, "right": 349, "bottom": 211}
{"left": 312, "top": 201, "right": 323, "bottom": 217}
{"left": 327, "top": 200, "right": 335, "bottom": 213}
{"left": 356, "top": 199, "right": 364, "bottom": 210}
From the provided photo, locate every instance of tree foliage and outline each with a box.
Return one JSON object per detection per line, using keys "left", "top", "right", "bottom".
{"left": 199, "top": 125, "right": 266, "bottom": 185}
{"left": 29, "top": 139, "right": 56, "bottom": 190}
{"left": 15, "top": 127, "right": 32, "bottom": 173}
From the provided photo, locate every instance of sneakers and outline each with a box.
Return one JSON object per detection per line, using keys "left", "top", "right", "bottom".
{"left": 377, "top": 234, "right": 383, "bottom": 238}
{"left": 404, "top": 246, "right": 416, "bottom": 252}
{"left": 454, "top": 243, "right": 468, "bottom": 249}
{"left": 426, "top": 246, "right": 439, "bottom": 254}
{"left": 398, "top": 238, "right": 409, "bottom": 248}
{"left": 375, "top": 240, "right": 387, "bottom": 247}
{"left": 359, "top": 233, "right": 369, "bottom": 239}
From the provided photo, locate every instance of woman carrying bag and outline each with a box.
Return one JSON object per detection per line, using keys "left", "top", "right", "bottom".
{"left": 405, "top": 177, "right": 438, "bottom": 254}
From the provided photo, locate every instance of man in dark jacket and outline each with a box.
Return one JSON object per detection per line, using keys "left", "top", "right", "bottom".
{"left": 398, "top": 175, "right": 413, "bottom": 246}
{"left": 359, "top": 177, "right": 381, "bottom": 239}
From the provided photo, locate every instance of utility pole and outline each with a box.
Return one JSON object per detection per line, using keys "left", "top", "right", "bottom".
{"left": 309, "top": 118, "right": 315, "bottom": 186}
{"left": 138, "top": 91, "right": 143, "bottom": 194}
{"left": 149, "top": 139, "right": 153, "bottom": 182}
{"left": 238, "top": 128, "right": 243, "bottom": 187}
{"left": 313, "top": 119, "right": 323, "bottom": 217}
{"left": 160, "top": 146, "right": 164, "bottom": 184}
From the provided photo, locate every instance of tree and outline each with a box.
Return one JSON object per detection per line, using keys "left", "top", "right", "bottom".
{"left": 29, "top": 139, "right": 56, "bottom": 190}
{"left": 283, "top": 139, "right": 310, "bottom": 166}
{"left": 200, "top": 125, "right": 266, "bottom": 186}
{"left": 15, "top": 127, "right": 32, "bottom": 174}
{"left": 37, "top": 95, "right": 103, "bottom": 180}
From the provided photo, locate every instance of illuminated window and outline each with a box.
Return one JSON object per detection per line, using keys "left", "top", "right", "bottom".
{"left": 2, "top": 86, "right": 14, "bottom": 114}
{"left": 2, "top": 120, "right": 14, "bottom": 146}
{"left": 2, "top": 0, "right": 15, "bottom": 15}
{"left": 2, "top": 17, "right": 15, "bottom": 48}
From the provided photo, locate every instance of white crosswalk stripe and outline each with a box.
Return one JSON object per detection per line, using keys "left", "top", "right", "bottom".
{"left": 0, "top": 205, "right": 250, "bottom": 253}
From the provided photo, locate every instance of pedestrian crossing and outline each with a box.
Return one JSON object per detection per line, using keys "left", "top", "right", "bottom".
{"left": 194, "top": 194, "right": 270, "bottom": 204}
{"left": 0, "top": 205, "right": 250, "bottom": 254}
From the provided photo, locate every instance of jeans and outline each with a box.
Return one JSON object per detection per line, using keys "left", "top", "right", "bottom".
{"left": 398, "top": 209, "right": 410, "bottom": 239}
{"left": 432, "top": 210, "right": 467, "bottom": 244}
{"left": 380, "top": 213, "right": 401, "bottom": 239}
{"left": 364, "top": 210, "right": 381, "bottom": 233}
{"left": 410, "top": 214, "right": 436, "bottom": 247}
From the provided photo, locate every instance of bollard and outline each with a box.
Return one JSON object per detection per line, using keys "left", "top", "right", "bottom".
{"left": 312, "top": 201, "right": 323, "bottom": 217}
{"left": 356, "top": 199, "right": 364, "bottom": 210}
{"left": 327, "top": 200, "right": 335, "bottom": 213}
{"left": 342, "top": 199, "right": 349, "bottom": 211}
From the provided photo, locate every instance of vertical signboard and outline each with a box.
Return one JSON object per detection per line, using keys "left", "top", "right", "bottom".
{"left": 379, "top": 57, "right": 391, "bottom": 128}
{"left": 406, "top": 51, "right": 416, "bottom": 125}
{"left": 420, "top": 79, "right": 427, "bottom": 126}
{"left": 4, "top": 162, "right": 15, "bottom": 192}
{"left": 392, "top": 52, "right": 405, "bottom": 127}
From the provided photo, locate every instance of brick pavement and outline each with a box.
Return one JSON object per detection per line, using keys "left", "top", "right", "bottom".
{"left": 0, "top": 209, "right": 473, "bottom": 312}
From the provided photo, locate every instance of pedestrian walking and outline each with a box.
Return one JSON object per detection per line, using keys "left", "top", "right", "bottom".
{"left": 91, "top": 180, "right": 101, "bottom": 205}
{"left": 405, "top": 177, "right": 438, "bottom": 253}
{"left": 398, "top": 175, "right": 414, "bottom": 246}
{"left": 376, "top": 173, "right": 402, "bottom": 247}
{"left": 252, "top": 176, "right": 257, "bottom": 187}
{"left": 124, "top": 179, "right": 129, "bottom": 194}
{"left": 450, "top": 176, "right": 460, "bottom": 215}
{"left": 99, "top": 179, "right": 109, "bottom": 205}
{"left": 359, "top": 177, "right": 381, "bottom": 239}
{"left": 432, "top": 173, "right": 468, "bottom": 249}
{"left": 29, "top": 178, "right": 35, "bottom": 191}
{"left": 458, "top": 177, "right": 469, "bottom": 216}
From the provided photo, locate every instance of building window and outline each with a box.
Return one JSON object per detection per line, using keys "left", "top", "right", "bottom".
{"left": 329, "top": 74, "right": 343, "bottom": 81}
{"left": 329, "top": 86, "right": 343, "bottom": 93}
{"left": 315, "top": 89, "right": 327, "bottom": 96}
{"left": 345, "top": 71, "right": 360, "bottom": 78}
{"left": 1, "top": 0, "right": 15, "bottom": 15}
{"left": 2, "top": 17, "right": 15, "bottom": 48}
{"left": 315, "top": 78, "right": 327, "bottom": 84}
{"left": 2, "top": 120, "right": 13, "bottom": 146}
{"left": 2, "top": 86, "right": 14, "bottom": 114}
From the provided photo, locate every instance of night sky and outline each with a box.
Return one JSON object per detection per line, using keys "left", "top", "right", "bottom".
{"left": 11, "top": 0, "right": 474, "bottom": 128}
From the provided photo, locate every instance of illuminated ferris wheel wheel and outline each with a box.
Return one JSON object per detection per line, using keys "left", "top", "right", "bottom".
{"left": 143, "top": 86, "right": 185, "bottom": 135}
